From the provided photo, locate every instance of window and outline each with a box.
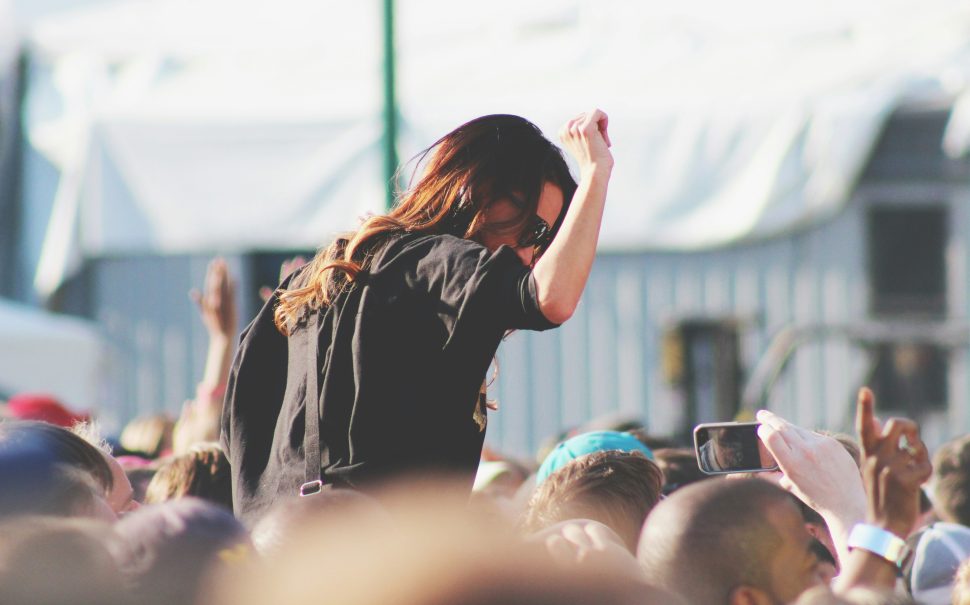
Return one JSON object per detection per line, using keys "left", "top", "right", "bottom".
{"left": 867, "top": 205, "right": 949, "bottom": 413}
{"left": 868, "top": 206, "right": 947, "bottom": 316}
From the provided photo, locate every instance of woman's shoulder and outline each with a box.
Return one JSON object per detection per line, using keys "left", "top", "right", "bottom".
{"left": 374, "top": 233, "right": 490, "bottom": 269}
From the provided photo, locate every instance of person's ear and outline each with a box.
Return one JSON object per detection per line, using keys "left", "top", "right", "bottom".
{"left": 805, "top": 522, "right": 822, "bottom": 540}
{"left": 729, "top": 585, "right": 774, "bottom": 605}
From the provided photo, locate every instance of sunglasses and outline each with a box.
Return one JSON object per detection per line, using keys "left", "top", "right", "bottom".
{"left": 516, "top": 215, "right": 552, "bottom": 252}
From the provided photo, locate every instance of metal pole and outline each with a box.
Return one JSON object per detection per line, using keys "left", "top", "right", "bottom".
{"left": 382, "top": 0, "right": 398, "bottom": 211}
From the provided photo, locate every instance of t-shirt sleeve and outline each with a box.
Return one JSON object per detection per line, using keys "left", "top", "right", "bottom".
{"left": 382, "top": 235, "right": 559, "bottom": 334}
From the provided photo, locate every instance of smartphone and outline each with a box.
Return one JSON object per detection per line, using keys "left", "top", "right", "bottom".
{"left": 693, "top": 422, "right": 778, "bottom": 475}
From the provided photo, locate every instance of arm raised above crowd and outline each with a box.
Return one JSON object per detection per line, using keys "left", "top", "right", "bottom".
{"left": 531, "top": 109, "right": 613, "bottom": 325}
{"left": 190, "top": 257, "right": 238, "bottom": 392}
{"left": 757, "top": 409, "right": 867, "bottom": 568}
{"left": 833, "top": 387, "right": 933, "bottom": 595}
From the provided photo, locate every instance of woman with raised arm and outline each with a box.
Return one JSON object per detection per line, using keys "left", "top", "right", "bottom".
{"left": 222, "top": 110, "right": 613, "bottom": 524}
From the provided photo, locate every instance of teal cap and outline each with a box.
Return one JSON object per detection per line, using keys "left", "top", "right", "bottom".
{"left": 535, "top": 430, "right": 654, "bottom": 485}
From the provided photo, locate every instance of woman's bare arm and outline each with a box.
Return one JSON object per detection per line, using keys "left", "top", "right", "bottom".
{"left": 532, "top": 109, "right": 614, "bottom": 324}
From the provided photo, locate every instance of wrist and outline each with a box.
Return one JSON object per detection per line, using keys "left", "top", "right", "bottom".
{"left": 196, "top": 381, "right": 227, "bottom": 404}
{"left": 869, "top": 506, "right": 913, "bottom": 539}
{"left": 208, "top": 332, "right": 232, "bottom": 345}
{"left": 821, "top": 500, "right": 867, "bottom": 534}
{"left": 847, "top": 523, "right": 912, "bottom": 569}
{"left": 580, "top": 161, "right": 613, "bottom": 180}
{"left": 821, "top": 507, "right": 865, "bottom": 553}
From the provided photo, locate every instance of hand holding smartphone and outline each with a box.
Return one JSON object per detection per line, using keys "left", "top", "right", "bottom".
{"left": 693, "top": 422, "right": 778, "bottom": 475}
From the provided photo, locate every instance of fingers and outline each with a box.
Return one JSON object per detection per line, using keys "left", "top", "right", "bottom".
{"left": 594, "top": 111, "right": 611, "bottom": 147}
{"left": 756, "top": 409, "right": 813, "bottom": 461}
{"left": 560, "top": 521, "right": 595, "bottom": 550}
{"left": 879, "top": 418, "right": 932, "bottom": 483}
{"left": 559, "top": 109, "right": 611, "bottom": 147}
{"left": 758, "top": 421, "right": 793, "bottom": 459}
{"left": 280, "top": 256, "right": 307, "bottom": 282}
{"left": 206, "top": 257, "right": 227, "bottom": 297}
{"left": 856, "top": 387, "right": 878, "bottom": 455}
{"left": 544, "top": 534, "right": 576, "bottom": 566}
{"left": 584, "top": 520, "right": 626, "bottom": 551}
{"left": 225, "top": 273, "right": 237, "bottom": 306}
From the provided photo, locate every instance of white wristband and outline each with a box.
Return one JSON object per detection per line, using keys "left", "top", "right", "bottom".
{"left": 847, "top": 523, "right": 911, "bottom": 568}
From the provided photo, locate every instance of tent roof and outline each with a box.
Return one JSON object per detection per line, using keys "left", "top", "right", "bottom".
{"left": 0, "top": 298, "right": 106, "bottom": 411}
{"left": 18, "top": 0, "right": 970, "bottom": 296}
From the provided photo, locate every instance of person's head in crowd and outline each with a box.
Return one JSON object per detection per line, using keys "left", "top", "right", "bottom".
{"left": 119, "top": 413, "right": 174, "bottom": 459}
{"left": 0, "top": 516, "right": 127, "bottom": 605}
{"left": 524, "top": 450, "right": 663, "bottom": 553}
{"left": 144, "top": 442, "right": 232, "bottom": 511}
{"left": 210, "top": 478, "right": 668, "bottom": 605}
{"left": 902, "top": 522, "right": 970, "bottom": 605}
{"left": 952, "top": 558, "right": 970, "bottom": 605}
{"left": 3, "top": 393, "right": 91, "bottom": 427}
{"left": 251, "top": 490, "right": 391, "bottom": 558}
{"left": 74, "top": 421, "right": 141, "bottom": 516}
{"left": 110, "top": 498, "right": 250, "bottom": 605}
{"left": 536, "top": 430, "right": 654, "bottom": 485}
{"left": 652, "top": 447, "right": 710, "bottom": 496}
{"left": 0, "top": 420, "right": 115, "bottom": 519}
{"left": 0, "top": 457, "right": 114, "bottom": 520}
{"left": 638, "top": 477, "right": 824, "bottom": 605}
{"left": 931, "top": 434, "right": 970, "bottom": 526}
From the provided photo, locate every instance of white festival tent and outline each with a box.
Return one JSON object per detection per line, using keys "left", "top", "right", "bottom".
{"left": 0, "top": 297, "right": 106, "bottom": 411}
{"left": 16, "top": 0, "right": 970, "bottom": 299}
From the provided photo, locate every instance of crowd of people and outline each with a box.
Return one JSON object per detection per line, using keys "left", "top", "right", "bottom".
{"left": 2, "top": 111, "right": 969, "bottom": 605}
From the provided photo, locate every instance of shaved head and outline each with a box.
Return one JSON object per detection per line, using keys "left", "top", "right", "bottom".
{"left": 637, "top": 478, "right": 819, "bottom": 605}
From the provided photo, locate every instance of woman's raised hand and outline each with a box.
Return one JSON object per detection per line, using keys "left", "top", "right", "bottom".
{"left": 558, "top": 109, "right": 613, "bottom": 177}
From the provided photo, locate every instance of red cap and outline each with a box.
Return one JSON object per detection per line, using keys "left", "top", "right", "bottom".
{"left": 6, "top": 393, "right": 91, "bottom": 428}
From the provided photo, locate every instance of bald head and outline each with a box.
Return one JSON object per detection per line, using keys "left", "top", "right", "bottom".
{"left": 637, "top": 478, "right": 814, "bottom": 605}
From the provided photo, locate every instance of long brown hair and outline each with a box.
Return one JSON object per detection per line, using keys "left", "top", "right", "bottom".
{"left": 275, "top": 114, "right": 576, "bottom": 334}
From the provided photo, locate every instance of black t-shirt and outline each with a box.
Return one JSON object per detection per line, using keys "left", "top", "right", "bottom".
{"left": 221, "top": 234, "right": 557, "bottom": 524}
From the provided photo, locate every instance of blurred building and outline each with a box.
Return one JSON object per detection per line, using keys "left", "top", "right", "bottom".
{"left": 4, "top": 0, "right": 970, "bottom": 453}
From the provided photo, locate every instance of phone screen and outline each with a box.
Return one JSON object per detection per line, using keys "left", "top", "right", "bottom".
{"left": 694, "top": 422, "right": 778, "bottom": 474}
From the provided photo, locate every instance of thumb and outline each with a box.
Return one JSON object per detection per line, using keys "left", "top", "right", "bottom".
{"left": 597, "top": 116, "right": 612, "bottom": 148}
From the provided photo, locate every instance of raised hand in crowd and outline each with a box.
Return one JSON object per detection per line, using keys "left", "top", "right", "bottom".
{"left": 855, "top": 388, "right": 930, "bottom": 539}
{"left": 175, "top": 258, "right": 239, "bottom": 454}
{"left": 756, "top": 409, "right": 867, "bottom": 568}
{"left": 190, "top": 257, "right": 238, "bottom": 348}
{"left": 258, "top": 256, "right": 307, "bottom": 303}
{"left": 834, "top": 387, "right": 933, "bottom": 595}
{"left": 528, "top": 518, "right": 646, "bottom": 581}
